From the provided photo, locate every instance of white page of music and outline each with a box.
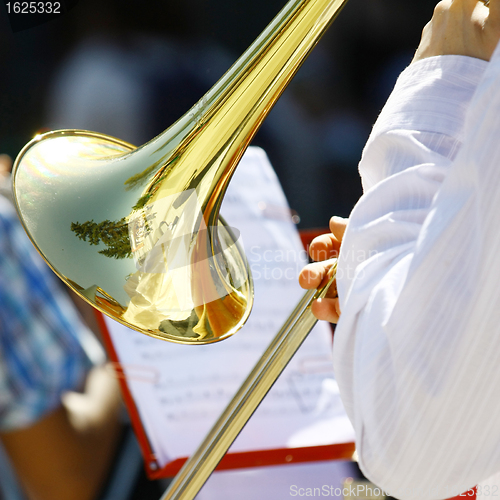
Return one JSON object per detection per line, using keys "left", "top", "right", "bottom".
{"left": 105, "top": 147, "right": 355, "bottom": 467}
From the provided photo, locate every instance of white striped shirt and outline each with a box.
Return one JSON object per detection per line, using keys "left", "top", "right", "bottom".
{"left": 334, "top": 43, "right": 500, "bottom": 499}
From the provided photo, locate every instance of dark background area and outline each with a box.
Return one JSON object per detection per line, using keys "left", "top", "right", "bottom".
{"left": 0, "top": 0, "right": 438, "bottom": 229}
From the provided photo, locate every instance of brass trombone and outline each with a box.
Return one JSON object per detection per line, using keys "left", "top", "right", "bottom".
{"left": 13, "top": 0, "right": 349, "bottom": 498}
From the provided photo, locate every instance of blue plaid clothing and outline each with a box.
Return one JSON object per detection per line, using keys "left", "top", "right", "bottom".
{"left": 0, "top": 193, "right": 103, "bottom": 431}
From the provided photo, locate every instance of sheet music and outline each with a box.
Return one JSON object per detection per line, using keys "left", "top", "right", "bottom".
{"left": 105, "top": 147, "right": 355, "bottom": 467}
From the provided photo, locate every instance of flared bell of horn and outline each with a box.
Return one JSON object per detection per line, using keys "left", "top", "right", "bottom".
{"left": 12, "top": 0, "right": 348, "bottom": 345}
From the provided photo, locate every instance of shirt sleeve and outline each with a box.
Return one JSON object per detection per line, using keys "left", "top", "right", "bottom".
{"left": 333, "top": 51, "right": 500, "bottom": 499}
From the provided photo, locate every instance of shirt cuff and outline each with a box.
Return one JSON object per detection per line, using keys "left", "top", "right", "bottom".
{"left": 371, "top": 55, "right": 488, "bottom": 143}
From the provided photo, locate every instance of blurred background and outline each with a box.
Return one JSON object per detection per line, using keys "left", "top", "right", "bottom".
{"left": 0, "top": 0, "right": 437, "bottom": 229}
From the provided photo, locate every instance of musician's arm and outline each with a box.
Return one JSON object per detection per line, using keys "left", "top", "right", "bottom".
{"left": 332, "top": 46, "right": 500, "bottom": 498}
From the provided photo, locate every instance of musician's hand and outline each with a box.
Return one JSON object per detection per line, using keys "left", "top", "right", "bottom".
{"left": 412, "top": 0, "right": 500, "bottom": 63}
{"left": 298, "top": 216, "right": 347, "bottom": 324}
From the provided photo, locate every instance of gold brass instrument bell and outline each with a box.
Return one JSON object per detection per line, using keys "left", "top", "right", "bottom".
{"left": 13, "top": 125, "right": 253, "bottom": 345}
{"left": 13, "top": 0, "right": 349, "bottom": 498}
{"left": 13, "top": 0, "right": 347, "bottom": 344}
